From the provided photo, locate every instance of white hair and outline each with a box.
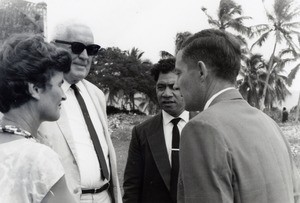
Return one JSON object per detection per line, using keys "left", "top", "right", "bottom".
{"left": 49, "top": 19, "right": 93, "bottom": 42}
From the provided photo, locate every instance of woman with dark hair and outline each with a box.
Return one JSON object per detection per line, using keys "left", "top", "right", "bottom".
{"left": 0, "top": 34, "right": 75, "bottom": 203}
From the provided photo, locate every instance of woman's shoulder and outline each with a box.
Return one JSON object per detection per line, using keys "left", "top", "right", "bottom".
{"left": 1, "top": 139, "right": 61, "bottom": 167}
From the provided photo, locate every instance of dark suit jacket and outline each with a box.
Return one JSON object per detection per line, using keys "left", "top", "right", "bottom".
{"left": 123, "top": 112, "right": 195, "bottom": 203}
{"left": 178, "top": 89, "right": 300, "bottom": 203}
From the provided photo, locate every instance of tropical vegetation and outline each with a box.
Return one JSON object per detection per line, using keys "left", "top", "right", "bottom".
{"left": 201, "top": 0, "right": 300, "bottom": 117}
{"left": 1, "top": 0, "right": 300, "bottom": 119}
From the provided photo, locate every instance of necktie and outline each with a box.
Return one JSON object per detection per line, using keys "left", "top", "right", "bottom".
{"left": 170, "top": 117, "right": 181, "bottom": 202}
{"left": 71, "top": 84, "right": 109, "bottom": 180}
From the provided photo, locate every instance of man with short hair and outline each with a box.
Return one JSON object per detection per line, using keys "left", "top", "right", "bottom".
{"left": 123, "top": 58, "right": 195, "bottom": 203}
{"left": 38, "top": 21, "right": 122, "bottom": 203}
{"left": 175, "top": 29, "right": 300, "bottom": 203}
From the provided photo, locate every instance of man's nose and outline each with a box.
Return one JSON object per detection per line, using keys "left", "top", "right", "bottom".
{"left": 173, "top": 81, "right": 179, "bottom": 90}
{"left": 162, "top": 87, "right": 173, "bottom": 97}
{"left": 78, "top": 49, "right": 89, "bottom": 60}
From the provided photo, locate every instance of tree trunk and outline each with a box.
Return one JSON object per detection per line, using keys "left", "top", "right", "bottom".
{"left": 259, "top": 41, "right": 277, "bottom": 110}
{"left": 130, "top": 93, "right": 135, "bottom": 111}
{"left": 295, "top": 91, "right": 300, "bottom": 122}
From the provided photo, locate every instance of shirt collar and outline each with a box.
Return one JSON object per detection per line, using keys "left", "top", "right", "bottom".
{"left": 162, "top": 110, "right": 189, "bottom": 126}
{"left": 62, "top": 80, "right": 84, "bottom": 93}
{"left": 203, "top": 87, "right": 235, "bottom": 110}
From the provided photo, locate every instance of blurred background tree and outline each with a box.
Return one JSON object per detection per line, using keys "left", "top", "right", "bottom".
{"left": 87, "top": 47, "right": 157, "bottom": 115}
{"left": 0, "top": 0, "right": 46, "bottom": 42}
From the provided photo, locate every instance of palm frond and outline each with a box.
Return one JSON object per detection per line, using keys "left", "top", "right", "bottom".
{"left": 282, "top": 34, "right": 300, "bottom": 56}
{"left": 250, "top": 31, "right": 272, "bottom": 50}
{"left": 249, "top": 24, "right": 270, "bottom": 37}
{"left": 201, "top": 7, "right": 221, "bottom": 28}
{"left": 266, "top": 13, "right": 275, "bottom": 22}
{"left": 227, "top": 5, "right": 243, "bottom": 16}
{"left": 281, "top": 4, "right": 300, "bottom": 22}
{"left": 282, "top": 21, "right": 300, "bottom": 30}
{"left": 208, "top": 19, "right": 222, "bottom": 28}
{"left": 160, "top": 51, "right": 174, "bottom": 59}
{"left": 218, "top": 0, "right": 240, "bottom": 19}
{"left": 287, "top": 64, "right": 300, "bottom": 86}
{"left": 278, "top": 48, "right": 294, "bottom": 57}
{"left": 226, "top": 20, "right": 251, "bottom": 36}
{"left": 273, "top": 0, "right": 293, "bottom": 21}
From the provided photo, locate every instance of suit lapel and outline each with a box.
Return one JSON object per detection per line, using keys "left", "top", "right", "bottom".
{"left": 147, "top": 113, "right": 172, "bottom": 191}
{"left": 56, "top": 106, "right": 78, "bottom": 160}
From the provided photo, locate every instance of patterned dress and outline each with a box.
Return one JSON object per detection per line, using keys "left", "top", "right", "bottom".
{"left": 0, "top": 138, "right": 64, "bottom": 203}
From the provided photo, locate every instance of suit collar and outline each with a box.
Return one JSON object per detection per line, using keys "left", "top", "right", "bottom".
{"left": 56, "top": 106, "right": 78, "bottom": 159}
{"left": 209, "top": 88, "right": 243, "bottom": 108}
{"left": 162, "top": 110, "right": 189, "bottom": 125}
{"left": 204, "top": 87, "right": 235, "bottom": 110}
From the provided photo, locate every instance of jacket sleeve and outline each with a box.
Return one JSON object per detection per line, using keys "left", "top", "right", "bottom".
{"left": 178, "top": 121, "right": 233, "bottom": 203}
{"left": 123, "top": 126, "right": 144, "bottom": 203}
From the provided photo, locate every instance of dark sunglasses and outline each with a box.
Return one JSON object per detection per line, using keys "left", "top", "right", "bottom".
{"left": 54, "top": 40, "right": 100, "bottom": 56}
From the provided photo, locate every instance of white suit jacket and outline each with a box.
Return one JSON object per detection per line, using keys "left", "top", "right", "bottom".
{"left": 38, "top": 79, "right": 122, "bottom": 203}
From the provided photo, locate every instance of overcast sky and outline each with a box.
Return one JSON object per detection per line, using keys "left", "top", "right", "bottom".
{"left": 28, "top": 0, "right": 300, "bottom": 95}
{"left": 30, "top": 0, "right": 268, "bottom": 61}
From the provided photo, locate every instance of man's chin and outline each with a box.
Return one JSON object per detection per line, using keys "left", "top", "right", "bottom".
{"left": 162, "top": 104, "right": 177, "bottom": 112}
{"left": 64, "top": 72, "right": 87, "bottom": 84}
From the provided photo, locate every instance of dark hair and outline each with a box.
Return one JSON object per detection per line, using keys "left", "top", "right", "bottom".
{"left": 151, "top": 58, "right": 175, "bottom": 81}
{"left": 0, "top": 33, "right": 72, "bottom": 113}
{"left": 180, "top": 29, "right": 241, "bottom": 83}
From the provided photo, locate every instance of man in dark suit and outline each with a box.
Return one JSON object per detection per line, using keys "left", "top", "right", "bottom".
{"left": 174, "top": 29, "right": 300, "bottom": 203}
{"left": 123, "top": 58, "right": 193, "bottom": 203}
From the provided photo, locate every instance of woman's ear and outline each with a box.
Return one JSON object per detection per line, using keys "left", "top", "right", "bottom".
{"left": 28, "top": 83, "right": 41, "bottom": 100}
{"left": 197, "top": 61, "right": 208, "bottom": 81}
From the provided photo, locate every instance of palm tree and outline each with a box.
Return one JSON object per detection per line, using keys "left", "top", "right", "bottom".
{"left": 201, "top": 0, "right": 251, "bottom": 35}
{"left": 238, "top": 54, "right": 266, "bottom": 108}
{"left": 264, "top": 54, "right": 292, "bottom": 109}
{"left": 175, "top": 31, "right": 192, "bottom": 54}
{"left": 239, "top": 49, "right": 294, "bottom": 109}
{"left": 250, "top": 0, "right": 300, "bottom": 109}
{"left": 201, "top": 0, "right": 254, "bottom": 101}
{"left": 125, "top": 47, "right": 144, "bottom": 61}
{"left": 287, "top": 59, "right": 300, "bottom": 121}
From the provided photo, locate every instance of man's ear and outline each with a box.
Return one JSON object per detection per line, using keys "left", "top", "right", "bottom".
{"left": 28, "top": 83, "right": 41, "bottom": 100}
{"left": 197, "top": 61, "right": 208, "bottom": 81}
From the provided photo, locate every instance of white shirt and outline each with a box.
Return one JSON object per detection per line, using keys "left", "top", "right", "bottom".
{"left": 203, "top": 87, "right": 236, "bottom": 110}
{"left": 62, "top": 81, "right": 109, "bottom": 189}
{"left": 162, "top": 110, "right": 189, "bottom": 165}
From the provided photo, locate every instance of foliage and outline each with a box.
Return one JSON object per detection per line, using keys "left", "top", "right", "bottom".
{"left": 238, "top": 54, "right": 265, "bottom": 108}
{"left": 239, "top": 50, "right": 292, "bottom": 109}
{"left": 160, "top": 50, "right": 174, "bottom": 59}
{"left": 86, "top": 47, "right": 157, "bottom": 113}
{"left": 201, "top": 0, "right": 251, "bottom": 35}
{"left": 175, "top": 31, "right": 192, "bottom": 54}
{"left": 250, "top": 0, "right": 300, "bottom": 109}
{"left": 0, "top": 0, "right": 45, "bottom": 42}
{"left": 263, "top": 107, "right": 282, "bottom": 123}
{"left": 201, "top": 0, "right": 300, "bottom": 110}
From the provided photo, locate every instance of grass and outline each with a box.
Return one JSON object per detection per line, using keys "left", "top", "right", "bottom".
{"left": 109, "top": 113, "right": 151, "bottom": 191}
{"left": 109, "top": 114, "right": 300, "bottom": 193}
